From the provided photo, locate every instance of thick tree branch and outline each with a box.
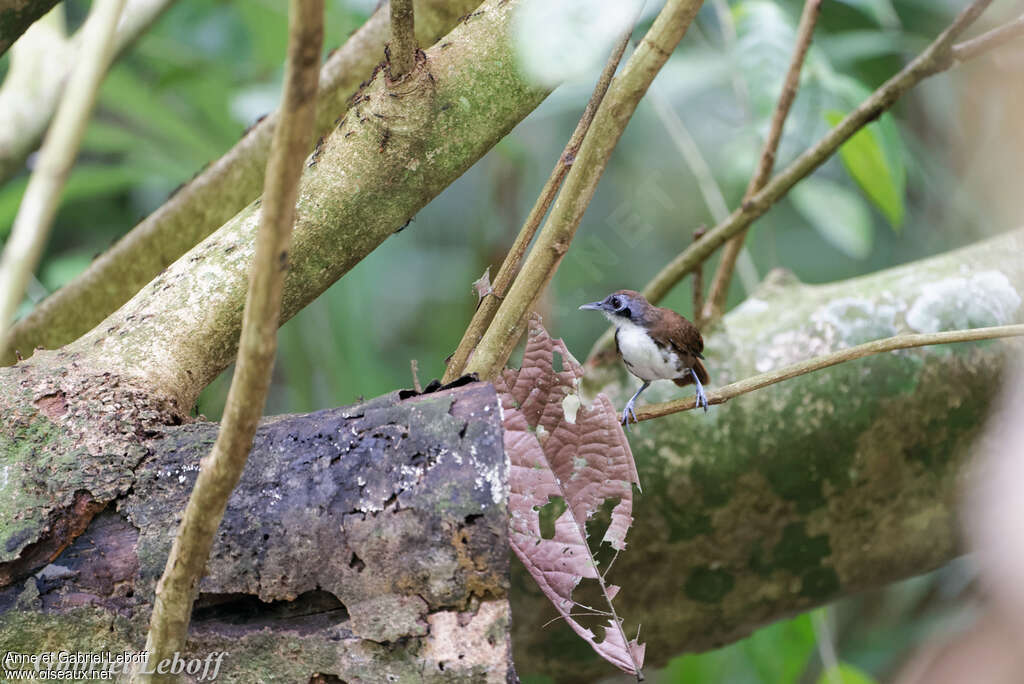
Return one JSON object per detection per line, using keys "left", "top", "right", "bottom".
{"left": 587, "top": 0, "right": 1006, "bottom": 360}
{"left": 1, "top": 0, "right": 482, "bottom": 365}
{"left": 0, "top": 0, "right": 125, "bottom": 349}
{"left": 441, "top": 24, "right": 633, "bottom": 383}
{"left": 515, "top": 227, "right": 1024, "bottom": 681}
{"left": 637, "top": 324, "right": 1024, "bottom": 421}
{"left": 701, "top": 0, "right": 822, "bottom": 327}
{"left": 138, "top": 2, "right": 323, "bottom": 677}
{"left": 44, "top": 0, "right": 546, "bottom": 412}
{"left": 388, "top": 0, "right": 417, "bottom": 79}
{"left": 0, "top": 0, "right": 176, "bottom": 186}
{"left": 464, "top": 0, "right": 705, "bottom": 381}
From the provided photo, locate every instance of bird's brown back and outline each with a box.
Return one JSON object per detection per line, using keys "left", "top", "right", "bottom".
{"left": 645, "top": 306, "right": 709, "bottom": 385}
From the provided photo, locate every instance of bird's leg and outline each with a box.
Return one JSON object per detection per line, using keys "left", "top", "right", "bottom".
{"left": 691, "top": 367, "right": 709, "bottom": 412}
{"left": 622, "top": 381, "right": 650, "bottom": 429}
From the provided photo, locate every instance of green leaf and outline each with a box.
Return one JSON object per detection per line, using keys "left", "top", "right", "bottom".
{"left": 732, "top": 0, "right": 798, "bottom": 119}
{"left": 825, "top": 109, "right": 906, "bottom": 229}
{"left": 664, "top": 613, "right": 815, "bottom": 683}
{"left": 791, "top": 177, "right": 874, "bottom": 259}
{"left": 742, "top": 612, "right": 817, "bottom": 683}
{"left": 0, "top": 164, "right": 143, "bottom": 237}
{"left": 817, "top": 662, "right": 878, "bottom": 684}
{"left": 832, "top": 0, "right": 901, "bottom": 29}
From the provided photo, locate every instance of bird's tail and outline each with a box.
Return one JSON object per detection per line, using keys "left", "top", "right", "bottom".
{"left": 674, "top": 358, "right": 709, "bottom": 387}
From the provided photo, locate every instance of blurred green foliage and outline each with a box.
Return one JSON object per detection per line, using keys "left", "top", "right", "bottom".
{"left": 1, "top": 0, "right": 1013, "bottom": 679}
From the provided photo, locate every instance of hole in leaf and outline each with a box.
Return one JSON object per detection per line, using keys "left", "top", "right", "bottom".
{"left": 552, "top": 351, "right": 564, "bottom": 373}
{"left": 535, "top": 495, "right": 567, "bottom": 540}
{"left": 585, "top": 497, "right": 621, "bottom": 569}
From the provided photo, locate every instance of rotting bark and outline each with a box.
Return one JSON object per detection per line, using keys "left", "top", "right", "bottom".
{"left": 2, "top": 0, "right": 483, "bottom": 363}
{"left": 511, "top": 228, "right": 1024, "bottom": 681}
{"left": 0, "top": 382, "right": 510, "bottom": 683}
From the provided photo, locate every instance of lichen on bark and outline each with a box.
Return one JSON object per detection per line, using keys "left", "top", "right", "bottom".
{"left": 512, "top": 228, "right": 1024, "bottom": 681}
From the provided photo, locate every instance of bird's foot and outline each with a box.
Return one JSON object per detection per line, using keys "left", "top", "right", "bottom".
{"left": 695, "top": 383, "right": 709, "bottom": 413}
{"left": 690, "top": 367, "right": 709, "bottom": 413}
{"left": 621, "top": 399, "right": 639, "bottom": 429}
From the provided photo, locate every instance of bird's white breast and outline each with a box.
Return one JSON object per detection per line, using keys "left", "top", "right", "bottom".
{"left": 615, "top": 320, "right": 681, "bottom": 382}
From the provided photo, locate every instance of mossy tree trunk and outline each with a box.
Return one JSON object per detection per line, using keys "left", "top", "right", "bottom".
{"left": 1, "top": 0, "right": 1023, "bottom": 678}
{"left": 510, "top": 228, "right": 1024, "bottom": 681}
{"left": 0, "top": 382, "right": 510, "bottom": 682}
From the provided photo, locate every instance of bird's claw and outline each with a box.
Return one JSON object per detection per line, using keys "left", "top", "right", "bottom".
{"left": 690, "top": 367, "right": 710, "bottom": 413}
{"left": 621, "top": 399, "right": 638, "bottom": 429}
{"left": 695, "top": 384, "right": 709, "bottom": 413}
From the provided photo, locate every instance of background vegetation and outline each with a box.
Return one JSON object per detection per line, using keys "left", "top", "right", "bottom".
{"left": 3, "top": 0, "right": 1019, "bottom": 680}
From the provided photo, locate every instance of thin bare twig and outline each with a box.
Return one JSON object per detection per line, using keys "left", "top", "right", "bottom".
{"left": 633, "top": 324, "right": 1024, "bottom": 422}
{"left": 410, "top": 359, "right": 422, "bottom": 393}
{"left": 0, "top": 0, "right": 125, "bottom": 351}
{"left": 952, "top": 12, "right": 1024, "bottom": 62}
{"left": 388, "top": 0, "right": 416, "bottom": 79}
{"left": 0, "top": 0, "right": 177, "bottom": 186}
{"left": 701, "top": 0, "right": 822, "bottom": 327}
{"left": 3, "top": 0, "right": 481, "bottom": 365}
{"left": 137, "top": 1, "right": 323, "bottom": 678}
{"left": 441, "top": 24, "right": 634, "bottom": 383}
{"left": 465, "top": 0, "right": 704, "bottom": 381}
{"left": 587, "top": 0, "right": 1003, "bottom": 361}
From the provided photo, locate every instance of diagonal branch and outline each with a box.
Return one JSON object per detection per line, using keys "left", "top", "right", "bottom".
{"left": 700, "top": 0, "right": 822, "bottom": 327}
{"left": 1, "top": 0, "right": 481, "bottom": 365}
{"left": 464, "top": 0, "right": 705, "bottom": 381}
{"left": 951, "top": 12, "right": 1024, "bottom": 62}
{"left": 645, "top": 0, "right": 992, "bottom": 305}
{"left": 138, "top": 0, "right": 323, "bottom": 676}
{"left": 54, "top": 0, "right": 548, "bottom": 413}
{"left": 0, "top": 0, "right": 126, "bottom": 351}
{"left": 441, "top": 24, "right": 633, "bottom": 384}
{"left": 587, "top": 0, "right": 1007, "bottom": 360}
{"left": 0, "top": 0, "right": 177, "bottom": 186}
{"left": 634, "top": 324, "right": 1024, "bottom": 422}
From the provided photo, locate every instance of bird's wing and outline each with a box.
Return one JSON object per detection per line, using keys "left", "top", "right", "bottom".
{"left": 647, "top": 307, "right": 709, "bottom": 383}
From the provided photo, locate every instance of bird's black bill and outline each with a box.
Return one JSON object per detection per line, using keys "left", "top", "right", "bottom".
{"left": 579, "top": 301, "right": 604, "bottom": 311}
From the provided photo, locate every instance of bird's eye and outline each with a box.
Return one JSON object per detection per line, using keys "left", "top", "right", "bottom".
{"left": 610, "top": 297, "right": 621, "bottom": 309}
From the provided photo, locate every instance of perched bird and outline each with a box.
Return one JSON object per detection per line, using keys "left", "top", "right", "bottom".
{"left": 580, "top": 289, "right": 709, "bottom": 426}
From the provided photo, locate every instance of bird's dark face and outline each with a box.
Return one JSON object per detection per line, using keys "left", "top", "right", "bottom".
{"left": 579, "top": 290, "right": 646, "bottom": 324}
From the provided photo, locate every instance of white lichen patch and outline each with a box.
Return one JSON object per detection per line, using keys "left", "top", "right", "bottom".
{"left": 905, "top": 271, "right": 1021, "bottom": 333}
{"left": 811, "top": 295, "right": 902, "bottom": 345}
{"left": 731, "top": 297, "right": 770, "bottom": 317}
{"left": 474, "top": 457, "right": 507, "bottom": 507}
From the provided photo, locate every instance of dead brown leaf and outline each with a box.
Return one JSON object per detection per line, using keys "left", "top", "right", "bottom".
{"left": 495, "top": 315, "right": 644, "bottom": 677}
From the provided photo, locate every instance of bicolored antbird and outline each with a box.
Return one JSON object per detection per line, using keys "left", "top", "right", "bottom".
{"left": 580, "top": 289, "right": 709, "bottom": 426}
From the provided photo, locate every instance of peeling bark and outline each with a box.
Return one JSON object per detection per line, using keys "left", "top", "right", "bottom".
{"left": 511, "top": 228, "right": 1024, "bottom": 681}
{"left": 0, "top": 382, "right": 510, "bottom": 682}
